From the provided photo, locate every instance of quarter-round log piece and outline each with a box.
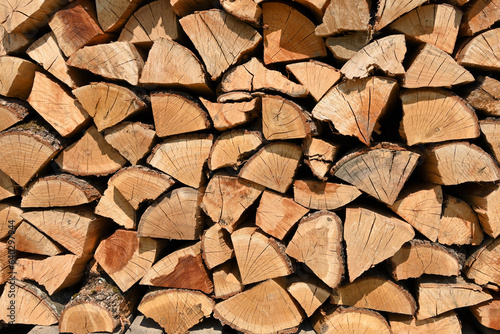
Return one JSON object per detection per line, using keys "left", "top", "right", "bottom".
{"left": 201, "top": 223, "right": 234, "bottom": 270}
{"left": 388, "top": 312, "right": 462, "bottom": 334}
{"left": 95, "top": 0, "right": 142, "bottom": 32}
{"left": 103, "top": 122, "right": 156, "bottom": 165}
{"left": 464, "top": 76, "right": 500, "bottom": 116}
{"left": 460, "top": 0, "right": 500, "bottom": 36}
{"left": 439, "top": 195, "right": 484, "bottom": 246}
{"left": 325, "top": 31, "right": 372, "bottom": 62}
{"left": 262, "top": 2, "right": 326, "bottom": 65}
{"left": 456, "top": 28, "right": 500, "bottom": 71}
{"left": 95, "top": 185, "right": 136, "bottom": 229}
{"left": 59, "top": 302, "right": 116, "bottom": 334}
{"left": 400, "top": 89, "right": 479, "bottom": 146}
{"left": 214, "top": 278, "right": 304, "bottom": 334}
{"left": 293, "top": 180, "right": 361, "bottom": 210}
{"left": 0, "top": 169, "right": 17, "bottom": 202}
{"left": 13, "top": 221, "right": 64, "bottom": 256}
{"left": 220, "top": 0, "right": 261, "bottom": 25}
{"left": 73, "top": 82, "right": 146, "bottom": 132}
{"left": 200, "top": 98, "right": 260, "bottom": 131}
{"left": 138, "top": 289, "right": 214, "bottom": 334}
{"left": 0, "top": 242, "right": 10, "bottom": 285}
{"left": 481, "top": 119, "right": 500, "bottom": 163}
{"left": 0, "top": 203, "right": 23, "bottom": 239}
{"left": 315, "top": 0, "right": 370, "bottom": 37}
{"left": 287, "top": 278, "right": 330, "bottom": 317}
{"left": 312, "top": 306, "right": 392, "bottom": 334}
{"left": 470, "top": 298, "right": 500, "bottom": 330}
{"left": 0, "top": 97, "right": 28, "bottom": 132}
{"left": 286, "top": 61, "right": 342, "bottom": 102}
{"left": 374, "top": 0, "right": 427, "bottom": 30}
{"left": 303, "top": 138, "right": 339, "bottom": 181}
{"left": 286, "top": 211, "right": 344, "bottom": 288}
{"left": 213, "top": 260, "right": 244, "bottom": 299}
{"left": 465, "top": 238, "right": 500, "bottom": 288}
{"left": 313, "top": 77, "right": 398, "bottom": 145}
{"left": 239, "top": 142, "right": 302, "bottom": 194}
{"left": 332, "top": 143, "right": 420, "bottom": 205}
{"left": 0, "top": 56, "right": 39, "bottom": 100}
{"left": 208, "top": 130, "right": 262, "bottom": 170}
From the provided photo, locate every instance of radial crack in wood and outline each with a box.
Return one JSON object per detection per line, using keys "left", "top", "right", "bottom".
{"left": 200, "top": 97, "right": 260, "bottom": 131}
{"left": 287, "top": 277, "right": 330, "bottom": 317}
{"left": 103, "top": 122, "right": 155, "bottom": 165}
{"left": 464, "top": 76, "right": 500, "bottom": 116}
{"left": 312, "top": 306, "right": 392, "bottom": 334}
{"left": 0, "top": 203, "right": 23, "bottom": 239}
{"left": 95, "top": 185, "right": 136, "bottom": 229}
{"left": 293, "top": 180, "right": 361, "bottom": 210}
{"left": 286, "top": 61, "right": 342, "bottom": 102}
{"left": 208, "top": 130, "right": 262, "bottom": 171}
{"left": 460, "top": 0, "right": 500, "bottom": 36}
{"left": 0, "top": 56, "right": 39, "bottom": 100}
{"left": 0, "top": 0, "right": 65, "bottom": 34}
{"left": 315, "top": 0, "right": 370, "bottom": 37}
{"left": 325, "top": 31, "right": 373, "bottom": 62}
{"left": 13, "top": 221, "right": 64, "bottom": 256}
{"left": 374, "top": 0, "right": 427, "bottom": 30}
{"left": 95, "top": 0, "right": 143, "bottom": 32}
{"left": 465, "top": 237, "right": 500, "bottom": 288}
{"left": 302, "top": 138, "right": 339, "bottom": 181}
{"left": 220, "top": 0, "right": 261, "bottom": 25}
{"left": 212, "top": 260, "right": 244, "bottom": 299}
{"left": 201, "top": 223, "right": 234, "bottom": 270}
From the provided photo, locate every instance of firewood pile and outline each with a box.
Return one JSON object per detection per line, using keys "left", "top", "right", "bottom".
{"left": 0, "top": 0, "right": 500, "bottom": 333}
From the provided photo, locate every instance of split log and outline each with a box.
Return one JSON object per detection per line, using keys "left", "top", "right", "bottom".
{"left": 332, "top": 143, "right": 420, "bottom": 205}
{"left": 0, "top": 56, "right": 39, "bottom": 99}
{"left": 214, "top": 278, "right": 304, "bottom": 334}
{"left": 179, "top": 9, "right": 261, "bottom": 80}
{"left": 315, "top": 0, "right": 370, "bottom": 37}
{"left": 480, "top": 119, "right": 500, "bottom": 163}
{"left": 286, "top": 211, "right": 344, "bottom": 288}
{"left": 464, "top": 76, "right": 500, "bottom": 116}
{"left": 388, "top": 312, "right": 462, "bottom": 334}
{"left": 0, "top": 241, "right": 10, "bottom": 284}
{"left": 312, "top": 306, "right": 392, "bottom": 334}
{"left": 439, "top": 195, "right": 484, "bottom": 246}
{"left": 302, "top": 138, "right": 339, "bottom": 181}
{"left": 460, "top": 0, "right": 500, "bottom": 36}
{"left": 374, "top": 0, "right": 427, "bottom": 30}
{"left": 13, "top": 221, "right": 64, "bottom": 256}
{"left": 287, "top": 277, "right": 330, "bottom": 317}
{"left": 95, "top": 0, "right": 142, "bottom": 32}
{"left": 459, "top": 28, "right": 500, "bottom": 73}
{"left": 344, "top": 206, "right": 415, "bottom": 282}
{"left": 138, "top": 289, "right": 214, "bottom": 334}
{"left": 220, "top": 0, "right": 261, "bottom": 25}
{"left": 95, "top": 184, "right": 136, "bottom": 229}
{"left": 293, "top": 180, "right": 361, "bottom": 210}
{"left": 138, "top": 187, "right": 204, "bottom": 240}
{"left": 55, "top": 125, "right": 127, "bottom": 176}
{"left": 325, "top": 31, "right": 372, "bottom": 62}
{"left": 312, "top": 76, "right": 398, "bottom": 145}
{"left": 286, "top": 61, "right": 341, "bottom": 102}
{"left": 231, "top": 226, "right": 292, "bottom": 285}
{"left": 0, "top": 25, "right": 29, "bottom": 55}
{"left": 0, "top": 203, "right": 22, "bottom": 239}
{"left": 470, "top": 297, "right": 500, "bottom": 330}
{"left": 0, "top": 170, "right": 16, "bottom": 201}
{"left": 212, "top": 261, "right": 243, "bottom": 299}
{"left": 201, "top": 223, "right": 234, "bottom": 270}
{"left": 262, "top": 2, "right": 326, "bottom": 64}
{"left": 208, "top": 130, "right": 262, "bottom": 170}
{"left": 200, "top": 98, "right": 260, "bottom": 131}
{"left": 464, "top": 237, "right": 500, "bottom": 288}
{"left": 0, "top": 97, "right": 28, "bottom": 132}
{"left": 170, "top": 0, "right": 214, "bottom": 17}
{"left": 0, "top": 0, "right": 64, "bottom": 33}
{"left": 404, "top": 43, "right": 474, "bottom": 88}
{"left": 67, "top": 42, "right": 144, "bottom": 85}
{"left": 103, "top": 122, "right": 156, "bottom": 165}
{"left": 73, "top": 82, "right": 146, "bottom": 132}
{"left": 420, "top": 142, "right": 500, "bottom": 185}
{"left": 340, "top": 34, "right": 406, "bottom": 79}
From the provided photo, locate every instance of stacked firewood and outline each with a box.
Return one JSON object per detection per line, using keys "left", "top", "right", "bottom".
{"left": 0, "top": 0, "right": 499, "bottom": 333}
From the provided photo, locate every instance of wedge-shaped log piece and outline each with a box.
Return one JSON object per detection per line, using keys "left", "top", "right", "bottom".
{"left": 201, "top": 173, "right": 263, "bottom": 233}
{"left": 0, "top": 56, "right": 39, "bottom": 100}
{"left": 390, "top": 240, "right": 461, "bottom": 280}
{"left": 286, "top": 61, "right": 341, "bottom": 102}
{"left": 390, "top": 4, "right": 462, "bottom": 54}
{"left": 171, "top": 0, "right": 214, "bottom": 17}
{"left": 417, "top": 278, "right": 492, "bottom": 320}
{"left": 179, "top": 9, "right": 261, "bottom": 80}
{"left": 201, "top": 98, "right": 259, "bottom": 131}
{"left": 303, "top": 138, "right": 339, "bottom": 181}
{"left": 286, "top": 211, "right": 344, "bottom": 288}
{"left": 389, "top": 183, "right": 442, "bottom": 242}
{"left": 95, "top": 0, "right": 142, "bottom": 32}
{"left": 140, "top": 39, "right": 210, "bottom": 94}
{"left": 239, "top": 142, "right": 302, "bottom": 193}
{"left": 0, "top": 0, "right": 63, "bottom": 33}
{"left": 55, "top": 126, "right": 126, "bottom": 176}
{"left": 60, "top": 302, "right": 119, "bottom": 334}
{"left": 220, "top": 0, "right": 261, "bottom": 25}
{"left": 325, "top": 31, "right": 372, "bottom": 62}
{"left": 256, "top": 190, "right": 309, "bottom": 240}
{"left": 481, "top": 119, "right": 500, "bottom": 163}
{"left": 0, "top": 25, "right": 29, "bottom": 55}
{"left": 374, "top": 0, "right": 427, "bottom": 30}
{"left": 420, "top": 142, "right": 500, "bottom": 185}
{"left": 201, "top": 223, "right": 234, "bottom": 270}
{"left": 465, "top": 76, "right": 500, "bottom": 116}
{"left": 0, "top": 123, "right": 62, "bottom": 187}
{"left": 470, "top": 298, "right": 500, "bottom": 330}
{"left": 140, "top": 242, "right": 213, "bottom": 293}
{"left": 147, "top": 134, "right": 213, "bottom": 188}
{"left": 67, "top": 42, "right": 144, "bottom": 85}
{"left": 232, "top": 227, "right": 292, "bottom": 285}
{"left": 389, "top": 312, "right": 462, "bottom": 334}
{"left": 119, "top": 0, "right": 180, "bottom": 46}
{"left": 312, "top": 306, "right": 392, "bottom": 334}
{"left": 0, "top": 280, "right": 62, "bottom": 326}
{"left": 214, "top": 278, "right": 304, "bottom": 334}
{"left": 262, "top": 95, "right": 317, "bottom": 140}
{"left": 439, "top": 195, "right": 484, "bottom": 246}
{"left": 313, "top": 77, "right": 398, "bottom": 145}
{"left": 457, "top": 29, "right": 500, "bottom": 71}
{"left": 14, "top": 221, "right": 64, "bottom": 256}
{"left": 220, "top": 58, "right": 308, "bottom": 98}
{"left": 333, "top": 143, "right": 420, "bottom": 205}
{"left": 345, "top": 207, "right": 415, "bottom": 281}
{"left": 262, "top": 2, "right": 326, "bottom": 65}
{"left": 0, "top": 203, "right": 22, "bottom": 239}
{"left": 293, "top": 180, "right": 361, "bottom": 210}
{"left": 341, "top": 35, "right": 406, "bottom": 79}
{"left": 465, "top": 238, "right": 500, "bottom": 288}
{"left": 0, "top": 170, "right": 17, "bottom": 201}
{"left": 404, "top": 43, "right": 474, "bottom": 88}
{"left": 138, "top": 187, "right": 204, "bottom": 240}
{"left": 400, "top": 89, "right": 479, "bottom": 146}
{"left": 208, "top": 130, "right": 262, "bottom": 170}
{"left": 103, "top": 122, "right": 155, "bottom": 165}
{"left": 461, "top": 0, "right": 500, "bottom": 36}
{"left": 315, "top": 0, "right": 370, "bottom": 37}
{"left": 0, "top": 97, "right": 28, "bottom": 132}
{"left": 331, "top": 276, "right": 417, "bottom": 315}
{"left": 73, "top": 82, "right": 146, "bottom": 132}
{"left": 213, "top": 260, "right": 244, "bottom": 299}
{"left": 287, "top": 277, "right": 330, "bottom": 317}
{"left": 96, "top": 185, "right": 135, "bottom": 229}
{"left": 0, "top": 242, "right": 10, "bottom": 284}
{"left": 138, "top": 289, "right": 213, "bottom": 334}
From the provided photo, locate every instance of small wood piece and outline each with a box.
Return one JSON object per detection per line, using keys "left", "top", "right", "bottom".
{"left": 147, "top": 134, "right": 213, "bottom": 188}
{"left": 95, "top": 0, "right": 142, "bottom": 32}
{"left": 0, "top": 97, "right": 28, "bottom": 132}
{"left": 465, "top": 238, "right": 500, "bottom": 288}
{"left": 0, "top": 203, "right": 23, "bottom": 239}
{"left": 439, "top": 195, "right": 484, "bottom": 246}
{"left": 201, "top": 223, "right": 234, "bottom": 270}
{"left": 461, "top": 0, "right": 500, "bottom": 36}
{"left": 212, "top": 261, "right": 243, "bottom": 299}
{"left": 208, "top": 130, "right": 262, "bottom": 170}
{"left": 214, "top": 278, "right": 304, "bottom": 334}
{"left": 0, "top": 0, "right": 64, "bottom": 33}
{"left": 312, "top": 306, "right": 392, "bottom": 334}
{"left": 0, "top": 170, "right": 16, "bottom": 201}
{"left": 286, "top": 61, "right": 341, "bottom": 102}
{"left": 200, "top": 97, "right": 260, "bottom": 131}
{"left": 179, "top": 9, "right": 261, "bottom": 80}
{"left": 13, "top": 221, "right": 64, "bottom": 256}
{"left": 399, "top": 88, "right": 479, "bottom": 146}
{"left": 138, "top": 289, "right": 214, "bottom": 334}
{"left": 404, "top": 43, "right": 474, "bottom": 88}
{"left": 315, "top": 0, "right": 370, "bottom": 37}
{"left": 138, "top": 187, "right": 204, "bottom": 240}
{"left": 103, "top": 122, "right": 155, "bottom": 165}
{"left": 0, "top": 25, "right": 29, "bottom": 55}
{"left": 232, "top": 227, "right": 292, "bottom": 285}
{"left": 67, "top": 42, "right": 144, "bottom": 85}
{"left": 303, "top": 138, "right": 339, "bottom": 180}
{"left": 0, "top": 241, "right": 10, "bottom": 284}
{"left": 73, "top": 82, "right": 146, "bottom": 132}
{"left": 220, "top": 0, "right": 261, "bottom": 25}
{"left": 287, "top": 278, "right": 330, "bottom": 317}
{"left": 55, "top": 126, "right": 127, "bottom": 176}
{"left": 293, "top": 180, "right": 361, "bottom": 210}
{"left": 170, "top": 0, "right": 214, "bottom": 17}
{"left": 140, "top": 242, "right": 213, "bottom": 293}
{"left": 464, "top": 76, "right": 500, "bottom": 116}
{"left": 286, "top": 211, "right": 344, "bottom": 288}
{"left": 481, "top": 119, "right": 500, "bottom": 163}
{"left": 95, "top": 185, "right": 136, "bottom": 229}
{"left": 388, "top": 312, "right": 462, "bottom": 334}
{"left": 325, "top": 31, "right": 372, "bottom": 62}
{"left": 340, "top": 35, "right": 406, "bottom": 79}
{"left": 374, "top": 0, "right": 427, "bottom": 30}
{"left": 239, "top": 142, "right": 302, "bottom": 193}
{"left": 0, "top": 56, "right": 39, "bottom": 100}
{"left": 344, "top": 206, "right": 415, "bottom": 282}
{"left": 332, "top": 143, "right": 420, "bottom": 205}
{"left": 313, "top": 76, "right": 398, "bottom": 145}
{"left": 470, "top": 298, "right": 500, "bottom": 330}
{"left": 420, "top": 142, "right": 500, "bottom": 185}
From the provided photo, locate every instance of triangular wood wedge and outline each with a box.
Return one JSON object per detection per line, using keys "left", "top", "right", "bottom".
{"left": 147, "top": 134, "right": 213, "bottom": 188}
{"left": 73, "top": 82, "right": 146, "bottom": 132}
{"left": 315, "top": 0, "right": 370, "bottom": 37}
{"left": 389, "top": 312, "right": 462, "bottom": 334}
{"left": 293, "top": 180, "right": 361, "bottom": 210}
{"left": 179, "top": 9, "right": 261, "bottom": 80}
{"left": 460, "top": 0, "right": 500, "bottom": 36}
{"left": 303, "top": 138, "right": 339, "bottom": 180}
{"left": 313, "top": 76, "right": 398, "bottom": 145}
{"left": 286, "top": 61, "right": 342, "bottom": 102}
{"left": 220, "top": 0, "right": 261, "bottom": 25}
{"left": 470, "top": 299, "right": 500, "bottom": 331}
{"left": 439, "top": 195, "right": 484, "bottom": 246}
{"left": 201, "top": 223, "right": 234, "bottom": 270}
{"left": 325, "top": 31, "right": 373, "bottom": 62}
{"left": 0, "top": 170, "right": 16, "bottom": 202}
{"left": 103, "top": 122, "right": 155, "bottom": 165}
{"left": 0, "top": 97, "right": 29, "bottom": 132}
{"left": 95, "top": 0, "right": 143, "bottom": 32}
{"left": 481, "top": 119, "right": 500, "bottom": 163}
{"left": 214, "top": 278, "right": 304, "bottom": 334}
{"left": 312, "top": 306, "right": 392, "bottom": 334}
{"left": 208, "top": 130, "right": 262, "bottom": 170}
{"left": 287, "top": 277, "right": 330, "bottom": 317}
{"left": 404, "top": 43, "right": 474, "bottom": 88}
{"left": 232, "top": 227, "right": 293, "bottom": 285}
{"left": 262, "top": 2, "right": 326, "bottom": 65}
{"left": 456, "top": 28, "right": 500, "bottom": 71}
{"left": 465, "top": 237, "right": 500, "bottom": 288}
{"left": 374, "top": 0, "right": 427, "bottom": 30}
{"left": 200, "top": 97, "right": 260, "bottom": 131}
{"left": 286, "top": 211, "right": 344, "bottom": 288}
{"left": 13, "top": 221, "right": 64, "bottom": 256}
{"left": 420, "top": 142, "right": 500, "bottom": 185}
{"left": 332, "top": 143, "right": 420, "bottom": 205}
{"left": 340, "top": 35, "right": 406, "bottom": 79}
{"left": 344, "top": 206, "right": 415, "bottom": 281}
{"left": 0, "top": 26, "right": 29, "bottom": 55}
{"left": 95, "top": 185, "right": 136, "bottom": 229}
{"left": 138, "top": 289, "right": 213, "bottom": 334}
{"left": 212, "top": 260, "right": 244, "bottom": 299}
{"left": 0, "top": 56, "right": 39, "bottom": 100}
{"left": 464, "top": 76, "right": 500, "bottom": 116}
{"left": 0, "top": 203, "right": 23, "bottom": 239}
{"left": 400, "top": 88, "right": 479, "bottom": 145}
